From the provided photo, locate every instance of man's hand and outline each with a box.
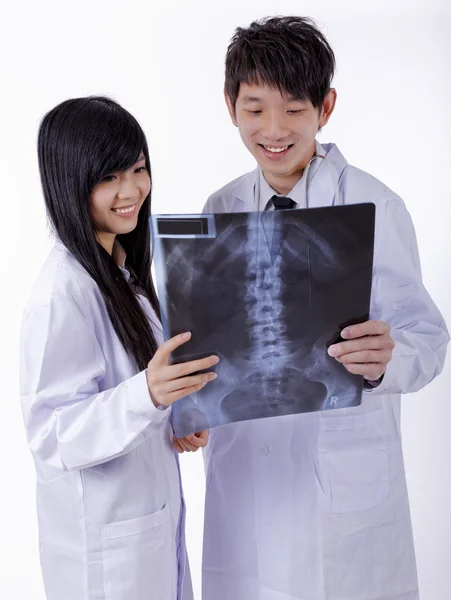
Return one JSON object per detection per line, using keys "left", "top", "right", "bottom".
{"left": 173, "top": 430, "right": 210, "bottom": 453}
{"left": 327, "top": 320, "right": 395, "bottom": 381}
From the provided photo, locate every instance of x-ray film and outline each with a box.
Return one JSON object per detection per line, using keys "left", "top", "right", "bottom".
{"left": 151, "top": 204, "right": 375, "bottom": 437}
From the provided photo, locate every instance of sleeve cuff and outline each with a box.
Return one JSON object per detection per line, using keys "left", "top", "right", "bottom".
{"left": 363, "top": 352, "right": 402, "bottom": 395}
{"left": 127, "top": 370, "right": 171, "bottom": 424}
{"left": 363, "top": 375, "right": 383, "bottom": 390}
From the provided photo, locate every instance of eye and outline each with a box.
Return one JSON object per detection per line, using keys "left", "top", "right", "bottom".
{"left": 287, "top": 110, "right": 302, "bottom": 114}
{"left": 134, "top": 166, "right": 147, "bottom": 174}
{"left": 102, "top": 174, "right": 117, "bottom": 182}
{"left": 247, "top": 110, "right": 262, "bottom": 115}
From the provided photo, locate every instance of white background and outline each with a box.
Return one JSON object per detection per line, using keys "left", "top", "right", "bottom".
{"left": 0, "top": 0, "right": 450, "bottom": 598}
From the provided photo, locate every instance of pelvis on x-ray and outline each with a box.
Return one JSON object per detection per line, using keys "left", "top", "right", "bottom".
{"left": 151, "top": 204, "right": 375, "bottom": 438}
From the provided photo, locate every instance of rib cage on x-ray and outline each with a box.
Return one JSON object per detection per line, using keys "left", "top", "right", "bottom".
{"left": 151, "top": 204, "right": 375, "bottom": 438}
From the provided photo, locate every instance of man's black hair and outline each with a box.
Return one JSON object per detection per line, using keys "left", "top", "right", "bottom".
{"left": 225, "top": 16, "right": 335, "bottom": 110}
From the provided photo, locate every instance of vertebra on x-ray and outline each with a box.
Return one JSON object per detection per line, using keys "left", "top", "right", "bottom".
{"left": 151, "top": 204, "right": 375, "bottom": 437}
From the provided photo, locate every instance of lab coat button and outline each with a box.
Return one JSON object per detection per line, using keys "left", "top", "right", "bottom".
{"left": 259, "top": 445, "right": 269, "bottom": 456}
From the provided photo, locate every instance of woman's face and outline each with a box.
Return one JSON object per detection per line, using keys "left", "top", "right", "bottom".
{"left": 89, "top": 153, "right": 150, "bottom": 254}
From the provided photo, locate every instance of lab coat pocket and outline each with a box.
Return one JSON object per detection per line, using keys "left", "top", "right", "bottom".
{"left": 316, "top": 409, "right": 390, "bottom": 513}
{"left": 101, "top": 503, "right": 172, "bottom": 600}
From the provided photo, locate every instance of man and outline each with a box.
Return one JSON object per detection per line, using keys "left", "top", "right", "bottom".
{"left": 198, "top": 16, "right": 448, "bottom": 600}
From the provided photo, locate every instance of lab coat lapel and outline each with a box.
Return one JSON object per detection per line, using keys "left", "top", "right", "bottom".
{"left": 233, "top": 168, "right": 259, "bottom": 212}
{"left": 307, "top": 144, "right": 348, "bottom": 209}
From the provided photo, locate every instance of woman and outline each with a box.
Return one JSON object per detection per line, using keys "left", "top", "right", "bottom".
{"left": 19, "top": 96, "right": 218, "bottom": 600}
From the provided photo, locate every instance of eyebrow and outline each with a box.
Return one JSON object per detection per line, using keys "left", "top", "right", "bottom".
{"left": 241, "top": 95, "right": 306, "bottom": 103}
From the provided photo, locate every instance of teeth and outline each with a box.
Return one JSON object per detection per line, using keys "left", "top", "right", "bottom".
{"left": 263, "top": 146, "right": 289, "bottom": 153}
{"left": 113, "top": 205, "right": 135, "bottom": 214}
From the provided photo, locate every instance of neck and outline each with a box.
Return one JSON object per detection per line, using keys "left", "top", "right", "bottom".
{"left": 96, "top": 231, "right": 116, "bottom": 257}
{"left": 263, "top": 170, "right": 303, "bottom": 196}
{"left": 112, "top": 239, "right": 126, "bottom": 267}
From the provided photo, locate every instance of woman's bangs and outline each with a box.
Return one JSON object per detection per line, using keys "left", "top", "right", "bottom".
{"left": 94, "top": 114, "right": 146, "bottom": 183}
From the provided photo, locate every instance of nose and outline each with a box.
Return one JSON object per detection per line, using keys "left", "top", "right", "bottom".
{"left": 261, "top": 111, "right": 290, "bottom": 141}
{"left": 117, "top": 172, "right": 140, "bottom": 201}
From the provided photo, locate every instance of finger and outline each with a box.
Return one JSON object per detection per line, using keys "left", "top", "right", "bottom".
{"left": 336, "top": 350, "right": 392, "bottom": 365}
{"left": 341, "top": 320, "right": 390, "bottom": 340}
{"left": 165, "top": 381, "right": 210, "bottom": 405}
{"left": 153, "top": 373, "right": 217, "bottom": 399}
{"left": 177, "top": 438, "right": 192, "bottom": 452}
{"left": 185, "top": 435, "right": 202, "bottom": 451}
{"left": 178, "top": 437, "right": 198, "bottom": 452}
{"left": 342, "top": 362, "right": 386, "bottom": 380}
{"left": 328, "top": 336, "right": 394, "bottom": 358}
{"left": 151, "top": 332, "right": 192, "bottom": 367}
{"left": 170, "top": 355, "right": 219, "bottom": 379}
{"left": 163, "top": 372, "right": 217, "bottom": 393}
{"left": 189, "top": 430, "right": 209, "bottom": 448}
{"left": 173, "top": 438, "right": 185, "bottom": 453}
{"left": 196, "top": 429, "right": 210, "bottom": 443}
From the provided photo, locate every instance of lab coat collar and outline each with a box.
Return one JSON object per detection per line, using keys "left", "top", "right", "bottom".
{"left": 54, "top": 237, "right": 131, "bottom": 280}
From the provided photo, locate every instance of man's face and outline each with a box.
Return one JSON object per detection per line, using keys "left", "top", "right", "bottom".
{"left": 226, "top": 82, "right": 336, "bottom": 186}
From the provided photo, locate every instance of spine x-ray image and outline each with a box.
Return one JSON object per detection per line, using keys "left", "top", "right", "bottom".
{"left": 151, "top": 204, "right": 375, "bottom": 437}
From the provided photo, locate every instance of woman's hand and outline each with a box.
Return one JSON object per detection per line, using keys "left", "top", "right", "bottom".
{"left": 147, "top": 332, "right": 218, "bottom": 407}
{"left": 174, "top": 430, "right": 210, "bottom": 453}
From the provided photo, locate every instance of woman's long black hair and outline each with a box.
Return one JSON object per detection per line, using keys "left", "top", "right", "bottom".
{"left": 38, "top": 96, "right": 160, "bottom": 371}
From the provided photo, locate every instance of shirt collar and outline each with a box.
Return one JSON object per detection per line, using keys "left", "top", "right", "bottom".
{"left": 112, "top": 240, "right": 131, "bottom": 280}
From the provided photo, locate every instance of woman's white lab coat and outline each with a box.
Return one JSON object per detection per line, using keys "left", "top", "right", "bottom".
{"left": 20, "top": 242, "right": 192, "bottom": 600}
{"left": 201, "top": 143, "right": 449, "bottom": 600}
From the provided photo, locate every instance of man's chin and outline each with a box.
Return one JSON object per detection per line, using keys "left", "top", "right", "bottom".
{"left": 261, "top": 162, "right": 301, "bottom": 179}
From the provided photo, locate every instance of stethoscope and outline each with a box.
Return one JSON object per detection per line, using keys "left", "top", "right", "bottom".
{"left": 254, "top": 151, "right": 343, "bottom": 211}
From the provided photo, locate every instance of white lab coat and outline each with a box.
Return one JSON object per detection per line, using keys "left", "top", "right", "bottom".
{"left": 201, "top": 143, "right": 449, "bottom": 600}
{"left": 20, "top": 242, "right": 193, "bottom": 600}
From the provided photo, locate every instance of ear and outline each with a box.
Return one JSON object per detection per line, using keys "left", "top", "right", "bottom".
{"left": 319, "top": 88, "right": 337, "bottom": 128}
{"left": 225, "top": 93, "right": 238, "bottom": 127}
